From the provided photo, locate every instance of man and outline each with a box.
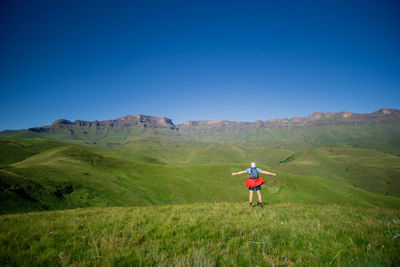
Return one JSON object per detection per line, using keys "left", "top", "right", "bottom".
{"left": 232, "top": 162, "right": 277, "bottom": 207}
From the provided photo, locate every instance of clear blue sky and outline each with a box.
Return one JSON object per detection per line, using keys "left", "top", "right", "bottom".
{"left": 1, "top": 0, "right": 399, "bottom": 130}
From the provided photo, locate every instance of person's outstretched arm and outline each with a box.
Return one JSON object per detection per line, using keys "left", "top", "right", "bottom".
{"left": 261, "top": 170, "right": 277, "bottom": 176}
{"left": 232, "top": 170, "right": 247, "bottom": 175}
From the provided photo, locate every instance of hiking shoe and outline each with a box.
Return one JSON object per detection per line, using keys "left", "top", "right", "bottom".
{"left": 257, "top": 202, "right": 264, "bottom": 207}
{"left": 249, "top": 203, "right": 253, "bottom": 207}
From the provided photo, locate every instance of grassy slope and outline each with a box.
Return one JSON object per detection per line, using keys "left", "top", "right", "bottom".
{"left": 0, "top": 126, "right": 180, "bottom": 147}
{"left": 2, "top": 121, "right": 400, "bottom": 155}
{"left": 1, "top": 138, "right": 400, "bottom": 214}
{"left": 1, "top": 203, "right": 399, "bottom": 266}
{"left": 119, "top": 139, "right": 293, "bottom": 166}
{"left": 180, "top": 123, "right": 400, "bottom": 155}
{"left": 276, "top": 146, "right": 400, "bottom": 197}
{"left": 0, "top": 138, "right": 65, "bottom": 165}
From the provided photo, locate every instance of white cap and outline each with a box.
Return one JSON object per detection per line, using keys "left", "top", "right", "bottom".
{"left": 251, "top": 162, "right": 256, "bottom": 168}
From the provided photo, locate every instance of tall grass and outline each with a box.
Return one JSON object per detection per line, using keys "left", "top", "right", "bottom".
{"left": 1, "top": 202, "right": 399, "bottom": 266}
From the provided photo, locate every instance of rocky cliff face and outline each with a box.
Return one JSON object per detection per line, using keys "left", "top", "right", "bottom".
{"left": 178, "top": 109, "right": 400, "bottom": 129}
{"left": 51, "top": 119, "right": 72, "bottom": 126}
{"left": 263, "top": 111, "right": 356, "bottom": 124}
{"left": 181, "top": 120, "right": 250, "bottom": 127}
{"left": 50, "top": 114, "right": 176, "bottom": 129}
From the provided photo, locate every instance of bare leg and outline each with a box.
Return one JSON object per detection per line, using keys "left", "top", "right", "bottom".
{"left": 256, "top": 190, "right": 262, "bottom": 203}
{"left": 249, "top": 190, "right": 254, "bottom": 204}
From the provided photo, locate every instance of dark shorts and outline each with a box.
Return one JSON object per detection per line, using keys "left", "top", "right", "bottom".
{"left": 249, "top": 186, "right": 261, "bottom": 191}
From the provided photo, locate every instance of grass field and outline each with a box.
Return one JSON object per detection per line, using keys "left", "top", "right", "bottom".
{"left": 1, "top": 202, "right": 399, "bottom": 266}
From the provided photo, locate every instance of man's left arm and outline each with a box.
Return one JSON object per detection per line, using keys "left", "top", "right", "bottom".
{"left": 261, "top": 170, "right": 277, "bottom": 176}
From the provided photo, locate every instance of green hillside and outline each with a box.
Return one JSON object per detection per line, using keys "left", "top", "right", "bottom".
{"left": 1, "top": 203, "right": 399, "bottom": 266}
{"left": 180, "top": 123, "right": 400, "bottom": 155}
{"left": 119, "top": 139, "right": 293, "bottom": 166}
{"left": 1, "top": 138, "right": 400, "bottom": 214}
{"left": 0, "top": 124, "right": 182, "bottom": 147}
{"left": 0, "top": 138, "right": 65, "bottom": 165}
{"left": 276, "top": 146, "right": 400, "bottom": 197}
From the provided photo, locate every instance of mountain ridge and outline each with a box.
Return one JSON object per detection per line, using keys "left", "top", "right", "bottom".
{"left": 178, "top": 108, "right": 400, "bottom": 128}
{"left": 1, "top": 108, "right": 399, "bottom": 132}
{"left": 50, "top": 114, "right": 176, "bottom": 129}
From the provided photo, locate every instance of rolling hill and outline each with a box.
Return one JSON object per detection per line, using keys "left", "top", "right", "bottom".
{"left": 276, "top": 146, "right": 400, "bottom": 197}
{"left": 1, "top": 138, "right": 400, "bottom": 214}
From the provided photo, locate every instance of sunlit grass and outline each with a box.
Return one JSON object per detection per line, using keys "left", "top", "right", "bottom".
{"left": 1, "top": 202, "right": 399, "bottom": 266}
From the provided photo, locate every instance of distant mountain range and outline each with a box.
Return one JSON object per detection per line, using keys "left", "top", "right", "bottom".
{"left": 1, "top": 108, "right": 400, "bottom": 154}
{"left": 3, "top": 108, "right": 400, "bottom": 131}
{"left": 180, "top": 108, "right": 400, "bottom": 127}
